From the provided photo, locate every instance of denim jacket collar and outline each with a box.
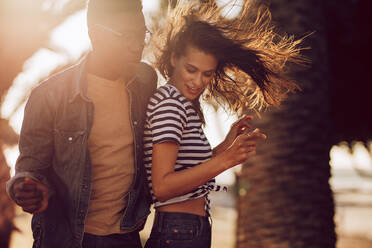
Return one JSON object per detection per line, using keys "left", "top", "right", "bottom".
{"left": 69, "top": 53, "right": 90, "bottom": 103}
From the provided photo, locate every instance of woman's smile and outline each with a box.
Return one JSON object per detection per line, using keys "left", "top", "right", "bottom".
{"left": 185, "top": 84, "right": 203, "bottom": 95}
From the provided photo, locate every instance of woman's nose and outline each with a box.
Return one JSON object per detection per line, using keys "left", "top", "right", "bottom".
{"left": 193, "top": 73, "right": 204, "bottom": 87}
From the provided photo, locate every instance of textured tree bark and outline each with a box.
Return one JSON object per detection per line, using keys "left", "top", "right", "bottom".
{"left": 236, "top": 0, "right": 336, "bottom": 247}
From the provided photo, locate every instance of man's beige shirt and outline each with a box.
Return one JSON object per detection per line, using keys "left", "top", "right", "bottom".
{"left": 84, "top": 73, "right": 135, "bottom": 235}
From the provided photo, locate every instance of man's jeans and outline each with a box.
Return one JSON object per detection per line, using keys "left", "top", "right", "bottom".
{"left": 82, "top": 231, "right": 142, "bottom": 248}
{"left": 145, "top": 212, "right": 211, "bottom": 248}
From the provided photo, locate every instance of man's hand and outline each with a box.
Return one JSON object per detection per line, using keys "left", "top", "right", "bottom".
{"left": 13, "top": 177, "right": 49, "bottom": 214}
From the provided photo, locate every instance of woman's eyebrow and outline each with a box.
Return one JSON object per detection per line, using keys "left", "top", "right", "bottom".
{"left": 185, "top": 63, "right": 197, "bottom": 69}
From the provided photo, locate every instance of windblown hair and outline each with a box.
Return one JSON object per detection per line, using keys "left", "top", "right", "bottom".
{"left": 149, "top": 0, "right": 307, "bottom": 120}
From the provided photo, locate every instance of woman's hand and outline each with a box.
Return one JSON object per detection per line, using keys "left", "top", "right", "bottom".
{"left": 221, "top": 128, "right": 266, "bottom": 168}
{"left": 226, "top": 115, "right": 253, "bottom": 142}
{"left": 213, "top": 115, "right": 254, "bottom": 156}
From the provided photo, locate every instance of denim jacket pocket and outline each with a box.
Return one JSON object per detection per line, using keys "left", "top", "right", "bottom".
{"left": 54, "top": 129, "right": 86, "bottom": 170}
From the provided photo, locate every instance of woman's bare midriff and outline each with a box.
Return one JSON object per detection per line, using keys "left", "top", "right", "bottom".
{"left": 157, "top": 196, "right": 206, "bottom": 216}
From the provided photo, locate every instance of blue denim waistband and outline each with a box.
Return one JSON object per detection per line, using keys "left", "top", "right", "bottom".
{"left": 153, "top": 211, "right": 210, "bottom": 234}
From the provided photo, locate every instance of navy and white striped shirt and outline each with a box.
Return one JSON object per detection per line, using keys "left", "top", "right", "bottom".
{"left": 143, "top": 84, "right": 225, "bottom": 212}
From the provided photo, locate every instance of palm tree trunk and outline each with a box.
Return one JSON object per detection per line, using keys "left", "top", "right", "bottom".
{"left": 236, "top": 0, "right": 336, "bottom": 247}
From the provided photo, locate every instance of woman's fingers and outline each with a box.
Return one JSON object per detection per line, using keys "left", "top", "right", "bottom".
{"left": 245, "top": 128, "right": 267, "bottom": 140}
{"left": 246, "top": 150, "right": 256, "bottom": 158}
{"left": 236, "top": 129, "right": 266, "bottom": 144}
{"left": 235, "top": 129, "right": 265, "bottom": 160}
{"left": 236, "top": 116, "right": 253, "bottom": 134}
{"left": 238, "top": 115, "right": 254, "bottom": 124}
{"left": 237, "top": 125, "right": 249, "bottom": 135}
{"left": 227, "top": 126, "right": 266, "bottom": 165}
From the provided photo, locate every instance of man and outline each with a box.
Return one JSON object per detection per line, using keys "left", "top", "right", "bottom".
{"left": 6, "top": 0, "right": 157, "bottom": 247}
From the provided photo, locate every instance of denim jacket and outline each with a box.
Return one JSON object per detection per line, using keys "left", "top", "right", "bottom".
{"left": 6, "top": 55, "right": 157, "bottom": 248}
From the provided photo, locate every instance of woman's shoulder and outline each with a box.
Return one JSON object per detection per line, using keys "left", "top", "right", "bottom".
{"left": 151, "top": 84, "right": 189, "bottom": 107}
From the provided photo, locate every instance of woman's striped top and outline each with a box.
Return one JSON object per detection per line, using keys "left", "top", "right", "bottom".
{"left": 143, "top": 84, "right": 226, "bottom": 212}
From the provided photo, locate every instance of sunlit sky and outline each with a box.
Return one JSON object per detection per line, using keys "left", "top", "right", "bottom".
{"left": 1, "top": 0, "right": 372, "bottom": 188}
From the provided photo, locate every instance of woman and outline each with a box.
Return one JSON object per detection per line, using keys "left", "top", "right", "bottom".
{"left": 143, "top": 2, "right": 306, "bottom": 247}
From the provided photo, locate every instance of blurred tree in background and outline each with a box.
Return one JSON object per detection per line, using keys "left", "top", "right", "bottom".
{"left": 236, "top": 0, "right": 371, "bottom": 247}
{"left": 236, "top": 0, "right": 337, "bottom": 247}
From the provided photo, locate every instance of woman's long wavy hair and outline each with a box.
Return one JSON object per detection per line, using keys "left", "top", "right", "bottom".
{"left": 148, "top": 0, "right": 307, "bottom": 122}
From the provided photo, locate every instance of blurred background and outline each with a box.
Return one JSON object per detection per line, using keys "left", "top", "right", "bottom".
{"left": 1, "top": 0, "right": 371, "bottom": 247}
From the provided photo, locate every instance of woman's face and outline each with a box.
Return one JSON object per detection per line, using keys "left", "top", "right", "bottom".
{"left": 171, "top": 45, "right": 218, "bottom": 101}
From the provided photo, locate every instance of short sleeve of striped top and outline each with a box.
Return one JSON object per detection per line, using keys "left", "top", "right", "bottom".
{"left": 143, "top": 84, "right": 224, "bottom": 209}
{"left": 147, "top": 86, "right": 187, "bottom": 145}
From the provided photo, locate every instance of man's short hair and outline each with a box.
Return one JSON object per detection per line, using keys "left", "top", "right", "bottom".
{"left": 87, "top": 0, "right": 143, "bottom": 23}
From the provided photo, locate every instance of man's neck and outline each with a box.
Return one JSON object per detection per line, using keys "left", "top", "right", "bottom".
{"left": 87, "top": 52, "right": 121, "bottom": 81}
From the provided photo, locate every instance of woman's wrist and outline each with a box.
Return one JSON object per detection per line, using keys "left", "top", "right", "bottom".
{"left": 212, "top": 139, "right": 229, "bottom": 156}
{"left": 215, "top": 151, "right": 234, "bottom": 171}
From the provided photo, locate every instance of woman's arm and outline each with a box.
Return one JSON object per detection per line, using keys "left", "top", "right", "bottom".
{"left": 151, "top": 129, "right": 266, "bottom": 202}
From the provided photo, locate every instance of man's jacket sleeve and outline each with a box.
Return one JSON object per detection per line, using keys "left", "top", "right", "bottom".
{"left": 6, "top": 85, "right": 56, "bottom": 200}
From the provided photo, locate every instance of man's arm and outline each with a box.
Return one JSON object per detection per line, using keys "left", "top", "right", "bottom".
{"left": 6, "top": 85, "right": 55, "bottom": 213}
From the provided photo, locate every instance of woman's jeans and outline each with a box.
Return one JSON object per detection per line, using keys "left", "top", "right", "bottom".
{"left": 145, "top": 211, "right": 211, "bottom": 248}
{"left": 82, "top": 231, "right": 142, "bottom": 248}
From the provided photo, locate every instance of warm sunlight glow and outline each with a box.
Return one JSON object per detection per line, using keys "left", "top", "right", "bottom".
{"left": 1, "top": 49, "right": 67, "bottom": 127}
{"left": 330, "top": 143, "right": 372, "bottom": 191}
{"left": 4, "top": 146, "right": 18, "bottom": 177}
{"left": 352, "top": 142, "right": 372, "bottom": 170}
{"left": 216, "top": 0, "right": 244, "bottom": 19}
{"left": 330, "top": 142, "right": 372, "bottom": 171}
{"left": 142, "top": 0, "right": 160, "bottom": 13}
{"left": 50, "top": 9, "right": 90, "bottom": 60}
{"left": 330, "top": 143, "right": 354, "bottom": 169}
